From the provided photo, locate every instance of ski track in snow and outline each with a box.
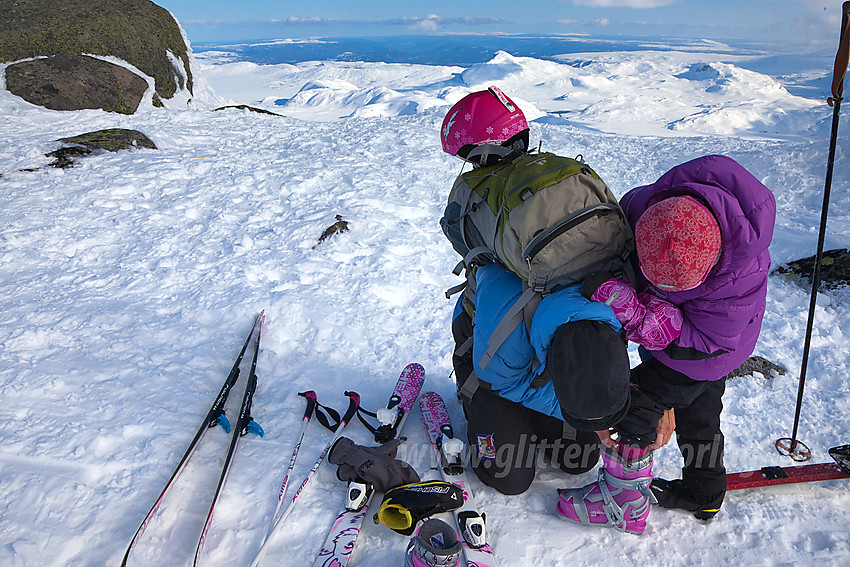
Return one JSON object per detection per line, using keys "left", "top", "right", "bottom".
{"left": 1, "top": 43, "right": 849, "bottom": 567}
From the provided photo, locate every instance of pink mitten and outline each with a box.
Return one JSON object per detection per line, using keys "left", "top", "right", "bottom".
{"left": 627, "top": 292, "right": 683, "bottom": 350}
{"left": 589, "top": 278, "right": 645, "bottom": 329}
{"left": 589, "top": 278, "right": 683, "bottom": 350}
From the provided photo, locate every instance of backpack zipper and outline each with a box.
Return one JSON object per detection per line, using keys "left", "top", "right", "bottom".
{"left": 523, "top": 203, "right": 623, "bottom": 263}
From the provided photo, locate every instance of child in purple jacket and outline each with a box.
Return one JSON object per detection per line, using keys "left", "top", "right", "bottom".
{"left": 558, "top": 155, "right": 776, "bottom": 533}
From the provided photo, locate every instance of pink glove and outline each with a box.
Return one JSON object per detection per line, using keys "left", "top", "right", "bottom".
{"left": 590, "top": 277, "right": 645, "bottom": 327}
{"left": 589, "top": 278, "right": 682, "bottom": 350}
{"left": 631, "top": 292, "right": 683, "bottom": 350}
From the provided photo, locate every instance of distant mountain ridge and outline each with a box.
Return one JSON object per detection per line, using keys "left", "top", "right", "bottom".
{"left": 194, "top": 34, "right": 834, "bottom": 100}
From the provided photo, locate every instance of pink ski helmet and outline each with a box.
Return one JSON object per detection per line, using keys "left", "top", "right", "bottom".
{"left": 440, "top": 87, "right": 529, "bottom": 157}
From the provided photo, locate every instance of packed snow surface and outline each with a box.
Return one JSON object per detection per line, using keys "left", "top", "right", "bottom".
{"left": 1, "top": 37, "right": 849, "bottom": 567}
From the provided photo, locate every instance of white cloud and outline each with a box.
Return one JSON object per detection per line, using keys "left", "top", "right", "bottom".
{"left": 568, "top": 0, "right": 680, "bottom": 7}
{"left": 412, "top": 16, "right": 442, "bottom": 33}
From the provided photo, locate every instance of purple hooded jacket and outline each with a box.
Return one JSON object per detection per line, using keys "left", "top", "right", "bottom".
{"left": 620, "top": 155, "right": 776, "bottom": 381}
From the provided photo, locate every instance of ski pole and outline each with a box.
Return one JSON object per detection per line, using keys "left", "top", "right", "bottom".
{"left": 249, "top": 391, "right": 360, "bottom": 567}
{"left": 268, "top": 391, "right": 317, "bottom": 529}
{"left": 777, "top": 1, "right": 850, "bottom": 462}
{"left": 272, "top": 392, "right": 359, "bottom": 526}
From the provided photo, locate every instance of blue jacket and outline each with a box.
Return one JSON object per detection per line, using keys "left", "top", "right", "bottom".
{"left": 455, "top": 264, "right": 622, "bottom": 419}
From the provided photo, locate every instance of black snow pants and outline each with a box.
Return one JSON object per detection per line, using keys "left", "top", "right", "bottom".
{"left": 621, "top": 354, "right": 727, "bottom": 500}
{"left": 451, "top": 310, "right": 601, "bottom": 495}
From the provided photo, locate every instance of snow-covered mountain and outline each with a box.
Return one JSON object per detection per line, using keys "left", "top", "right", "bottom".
{"left": 195, "top": 48, "right": 823, "bottom": 138}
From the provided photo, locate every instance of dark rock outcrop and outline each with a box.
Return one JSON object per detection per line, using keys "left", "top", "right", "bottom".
{"left": 726, "top": 356, "right": 786, "bottom": 379}
{"left": 214, "top": 105, "right": 281, "bottom": 116}
{"left": 313, "top": 215, "right": 351, "bottom": 249}
{"left": 0, "top": 0, "right": 192, "bottom": 103}
{"left": 773, "top": 249, "right": 850, "bottom": 290}
{"left": 6, "top": 54, "right": 149, "bottom": 114}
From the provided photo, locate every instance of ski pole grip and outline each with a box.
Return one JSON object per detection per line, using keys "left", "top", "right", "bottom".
{"left": 341, "top": 391, "right": 361, "bottom": 426}
{"left": 829, "top": 1, "right": 850, "bottom": 106}
{"left": 299, "top": 390, "right": 318, "bottom": 420}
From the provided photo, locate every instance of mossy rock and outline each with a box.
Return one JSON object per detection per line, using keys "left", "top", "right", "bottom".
{"left": 726, "top": 356, "right": 786, "bottom": 379}
{"left": 6, "top": 54, "right": 149, "bottom": 114}
{"left": 772, "top": 249, "right": 850, "bottom": 290}
{"left": 0, "top": 0, "right": 192, "bottom": 100}
{"left": 46, "top": 128, "right": 156, "bottom": 167}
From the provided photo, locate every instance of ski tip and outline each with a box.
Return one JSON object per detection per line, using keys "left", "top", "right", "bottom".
{"left": 829, "top": 444, "right": 850, "bottom": 474}
{"left": 215, "top": 414, "right": 232, "bottom": 434}
{"left": 406, "top": 363, "right": 426, "bottom": 382}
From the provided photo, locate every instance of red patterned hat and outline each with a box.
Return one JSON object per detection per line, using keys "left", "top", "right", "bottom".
{"left": 635, "top": 196, "right": 721, "bottom": 291}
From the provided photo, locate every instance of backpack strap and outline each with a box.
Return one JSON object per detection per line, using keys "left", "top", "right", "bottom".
{"left": 563, "top": 421, "right": 577, "bottom": 441}
{"left": 445, "top": 280, "right": 467, "bottom": 299}
{"left": 479, "top": 274, "right": 547, "bottom": 370}
{"left": 455, "top": 335, "right": 474, "bottom": 358}
{"left": 446, "top": 247, "right": 488, "bottom": 300}
{"left": 455, "top": 247, "right": 493, "bottom": 275}
{"left": 458, "top": 369, "right": 482, "bottom": 400}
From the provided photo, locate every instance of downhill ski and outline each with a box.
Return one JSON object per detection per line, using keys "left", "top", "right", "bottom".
{"left": 249, "top": 391, "right": 361, "bottom": 567}
{"left": 727, "top": 444, "right": 850, "bottom": 491}
{"left": 121, "top": 312, "right": 264, "bottom": 567}
{"left": 312, "top": 362, "right": 425, "bottom": 567}
{"left": 193, "top": 314, "right": 266, "bottom": 565}
{"left": 419, "top": 391, "right": 496, "bottom": 567}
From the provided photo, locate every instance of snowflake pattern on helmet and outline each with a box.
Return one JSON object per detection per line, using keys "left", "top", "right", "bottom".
{"left": 440, "top": 87, "right": 529, "bottom": 156}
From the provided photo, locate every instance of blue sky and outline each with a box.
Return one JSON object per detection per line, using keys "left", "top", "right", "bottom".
{"left": 156, "top": 0, "right": 845, "bottom": 49}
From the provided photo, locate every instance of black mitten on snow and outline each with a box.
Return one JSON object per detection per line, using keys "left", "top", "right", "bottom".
{"left": 328, "top": 437, "right": 420, "bottom": 493}
{"left": 375, "top": 480, "right": 465, "bottom": 535}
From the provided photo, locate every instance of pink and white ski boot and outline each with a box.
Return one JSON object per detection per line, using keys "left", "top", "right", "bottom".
{"left": 556, "top": 445, "right": 656, "bottom": 534}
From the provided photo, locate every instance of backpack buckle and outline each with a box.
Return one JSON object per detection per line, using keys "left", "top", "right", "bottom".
{"left": 528, "top": 268, "right": 548, "bottom": 293}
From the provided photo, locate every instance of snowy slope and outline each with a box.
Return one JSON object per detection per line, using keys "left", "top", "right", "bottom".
{"left": 1, "top": 41, "right": 849, "bottom": 567}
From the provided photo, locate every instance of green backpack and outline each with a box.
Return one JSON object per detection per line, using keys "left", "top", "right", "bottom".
{"left": 440, "top": 152, "right": 634, "bottom": 370}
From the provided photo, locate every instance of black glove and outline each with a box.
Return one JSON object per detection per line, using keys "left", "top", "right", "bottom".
{"left": 581, "top": 271, "right": 616, "bottom": 299}
{"left": 613, "top": 386, "right": 667, "bottom": 448}
{"left": 328, "top": 437, "right": 420, "bottom": 493}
